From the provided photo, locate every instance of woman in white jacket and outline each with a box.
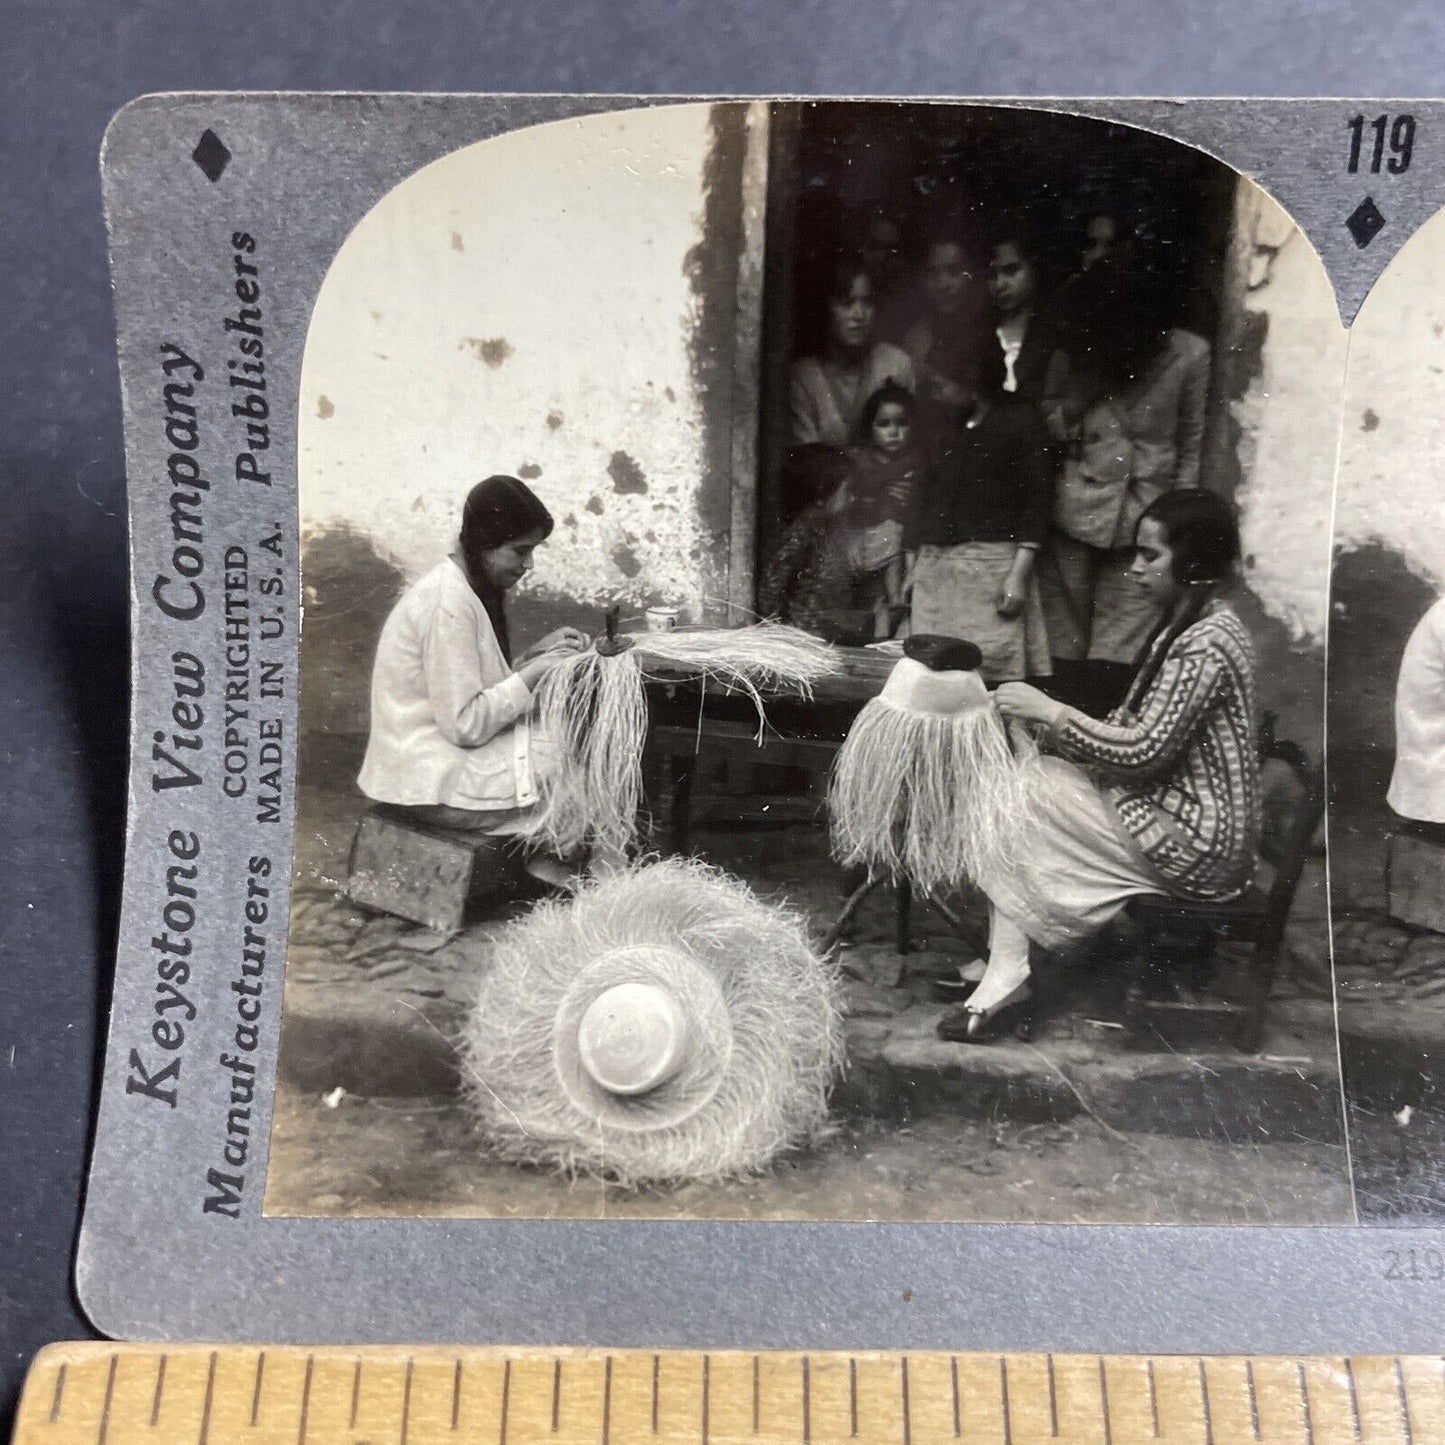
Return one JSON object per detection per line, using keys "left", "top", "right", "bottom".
{"left": 357, "top": 474, "right": 588, "bottom": 887}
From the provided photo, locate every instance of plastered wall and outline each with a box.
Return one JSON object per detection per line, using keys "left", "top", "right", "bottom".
{"left": 299, "top": 102, "right": 751, "bottom": 630}
{"left": 1330, "top": 203, "right": 1445, "bottom": 759}
{"left": 1229, "top": 182, "right": 1348, "bottom": 649}
{"left": 1336, "top": 205, "right": 1445, "bottom": 585}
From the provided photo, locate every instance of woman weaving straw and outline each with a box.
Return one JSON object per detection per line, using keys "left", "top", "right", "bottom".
{"left": 941, "top": 488, "right": 1261, "bottom": 1041}
{"left": 357, "top": 474, "right": 590, "bottom": 890}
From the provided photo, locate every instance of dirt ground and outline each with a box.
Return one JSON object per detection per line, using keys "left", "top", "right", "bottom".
{"left": 266, "top": 1090, "right": 1354, "bottom": 1225}
{"left": 266, "top": 746, "right": 1363, "bottom": 1226}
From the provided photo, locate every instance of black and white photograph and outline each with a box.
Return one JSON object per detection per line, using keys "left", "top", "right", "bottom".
{"left": 1327, "top": 200, "right": 1445, "bottom": 1223}
{"left": 261, "top": 100, "right": 1352, "bottom": 1225}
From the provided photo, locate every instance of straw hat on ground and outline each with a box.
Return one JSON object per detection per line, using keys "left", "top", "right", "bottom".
{"left": 460, "top": 856, "right": 845, "bottom": 1187}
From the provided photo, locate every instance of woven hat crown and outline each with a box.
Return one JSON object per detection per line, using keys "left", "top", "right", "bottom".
{"left": 880, "top": 657, "right": 990, "bottom": 716}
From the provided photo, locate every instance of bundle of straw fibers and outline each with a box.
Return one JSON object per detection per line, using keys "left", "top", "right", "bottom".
{"left": 461, "top": 856, "right": 845, "bottom": 1186}
{"left": 521, "top": 621, "right": 839, "bottom": 858}
{"left": 828, "top": 636, "right": 1045, "bottom": 897}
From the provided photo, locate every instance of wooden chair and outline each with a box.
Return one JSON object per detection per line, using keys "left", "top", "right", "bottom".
{"left": 1122, "top": 731, "right": 1324, "bottom": 1053}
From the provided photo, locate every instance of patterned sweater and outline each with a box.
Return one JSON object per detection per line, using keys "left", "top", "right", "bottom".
{"left": 1048, "top": 604, "right": 1261, "bottom": 901}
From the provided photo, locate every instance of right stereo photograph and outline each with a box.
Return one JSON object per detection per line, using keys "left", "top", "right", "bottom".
{"left": 1330, "top": 202, "right": 1445, "bottom": 1223}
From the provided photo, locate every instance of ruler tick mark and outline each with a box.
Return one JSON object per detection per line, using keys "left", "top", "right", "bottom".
{"left": 1001, "top": 1357, "right": 1013, "bottom": 1445}
{"left": 499, "top": 1360, "right": 511, "bottom": 1445}
{"left": 49, "top": 1363, "right": 66, "bottom": 1424}
{"left": 298, "top": 1355, "right": 314, "bottom": 1445}
{"left": 752, "top": 1355, "right": 760, "bottom": 1435}
{"left": 1046, "top": 1355, "right": 1058, "bottom": 1437}
{"left": 602, "top": 1356, "right": 612, "bottom": 1445}
{"left": 802, "top": 1357, "right": 811, "bottom": 1445}
{"left": 1297, "top": 1361, "right": 1314, "bottom": 1445}
{"left": 252, "top": 1352, "right": 267, "bottom": 1427}
{"left": 96, "top": 1354, "right": 118, "bottom": 1445}
{"left": 198, "top": 1352, "right": 217, "bottom": 1445}
{"left": 1099, "top": 1359, "right": 1112, "bottom": 1445}
{"left": 400, "top": 1358, "right": 414, "bottom": 1445}
{"left": 849, "top": 1357, "right": 858, "bottom": 1438}
{"left": 1198, "top": 1360, "right": 1214, "bottom": 1445}
{"left": 1394, "top": 1356, "right": 1413, "bottom": 1445}
{"left": 949, "top": 1356, "right": 960, "bottom": 1438}
{"left": 552, "top": 1358, "right": 562, "bottom": 1433}
{"left": 151, "top": 1354, "right": 168, "bottom": 1428}
{"left": 652, "top": 1354, "right": 660, "bottom": 1435}
{"left": 1145, "top": 1359, "right": 1159, "bottom": 1438}
{"left": 1245, "top": 1359, "right": 1260, "bottom": 1440}
{"left": 900, "top": 1356, "right": 911, "bottom": 1445}
{"left": 451, "top": 1358, "right": 463, "bottom": 1431}
{"left": 350, "top": 1359, "right": 362, "bottom": 1429}
{"left": 702, "top": 1354, "right": 710, "bottom": 1445}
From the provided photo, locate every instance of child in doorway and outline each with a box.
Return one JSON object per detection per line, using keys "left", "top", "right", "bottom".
{"left": 845, "top": 383, "right": 925, "bottom": 638}
{"left": 758, "top": 432, "right": 910, "bottom": 641}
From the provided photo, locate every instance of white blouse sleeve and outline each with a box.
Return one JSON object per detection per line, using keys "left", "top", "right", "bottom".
{"left": 420, "top": 600, "right": 532, "bottom": 749}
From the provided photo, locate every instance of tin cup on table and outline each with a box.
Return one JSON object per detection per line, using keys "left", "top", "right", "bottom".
{"left": 645, "top": 606, "right": 680, "bottom": 632}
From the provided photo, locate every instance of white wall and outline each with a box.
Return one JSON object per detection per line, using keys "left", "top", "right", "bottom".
{"left": 1229, "top": 182, "right": 1348, "bottom": 647}
{"left": 1335, "top": 203, "right": 1445, "bottom": 589}
{"left": 299, "top": 103, "right": 725, "bottom": 620}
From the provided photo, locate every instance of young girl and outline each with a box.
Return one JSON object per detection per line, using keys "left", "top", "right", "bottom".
{"left": 941, "top": 489, "right": 1261, "bottom": 1041}
{"left": 758, "top": 441, "right": 904, "bottom": 641}
{"left": 903, "top": 339, "right": 1054, "bottom": 681}
{"left": 358, "top": 474, "right": 589, "bottom": 888}
{"left": 846, "top": 383, "right": 925, "bottom": 638}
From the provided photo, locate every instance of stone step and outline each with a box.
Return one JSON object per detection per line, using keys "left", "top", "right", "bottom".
{"left": 276, "top": 973, "right": 1348, "bottom": 1145}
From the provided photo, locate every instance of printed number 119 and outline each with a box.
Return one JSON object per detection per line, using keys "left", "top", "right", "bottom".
{"left": 1348, "top": 113, "right": 1415, "bottom": 175}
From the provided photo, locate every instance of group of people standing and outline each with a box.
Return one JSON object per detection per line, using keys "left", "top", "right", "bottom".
{"left": 352, "top": 210, "right": 1263, "bottom": 1048}
{"left": 768, "top": 214, "right": 1267, "bottom": 1041}
{"left": 766, "top": 215, "right": 1211, "bottom": 687}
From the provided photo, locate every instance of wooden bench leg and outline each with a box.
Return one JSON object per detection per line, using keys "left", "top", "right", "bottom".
{"left": 821, "top": 873, "right": 879, "bottom": 954}
{"left": 667, "top": 751, "right": 695, "bottom": 855}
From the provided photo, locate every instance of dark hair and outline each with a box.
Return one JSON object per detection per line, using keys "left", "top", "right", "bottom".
{"left": 825, "top": 252, "right": 876, "bottom": 305}
{"left": 458, "top": 475, "right": 553, "bottom": 662}
{"left": 1065, "top": 255, "right": 1172, "bottom": 385}
{"left": 855, "top": 382, "right": 915, "bottom": 443}
{"left": 460, "top": 473, "right": 553, "bottom": 556}
{"left": 1141, "top": 488, "right": 1240, "bottom": 586}
{"left": 972, "top": 327, "right": 1009, "bottom": 397}
{"left": 1124, "top": 489, "right": 1241, "bottom": 707}
{"left": 986, "top": 217, "right": 1046, "bottom": 271}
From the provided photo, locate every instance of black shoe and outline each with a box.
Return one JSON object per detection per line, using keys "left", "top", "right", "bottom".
{"left": 937, "top": 983, "right": 1034, "bottom": 1043}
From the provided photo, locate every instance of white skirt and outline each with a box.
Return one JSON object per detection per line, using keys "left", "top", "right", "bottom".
{"left": 972, "top": 754, "right": 1169, "bottom": 950}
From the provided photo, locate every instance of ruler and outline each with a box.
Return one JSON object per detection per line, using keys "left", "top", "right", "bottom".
{"left": 11, "top": 1344, "right": 1441, "bottom": 1444}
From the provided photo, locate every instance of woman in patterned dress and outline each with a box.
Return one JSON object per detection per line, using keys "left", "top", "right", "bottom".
{"left": 940, "top": 488, "right": 1261, "bottom": 1041}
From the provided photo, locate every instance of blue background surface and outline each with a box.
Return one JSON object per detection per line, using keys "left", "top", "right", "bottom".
{"left": 2, "top": 0, "right": 1440, "bottom": 1424}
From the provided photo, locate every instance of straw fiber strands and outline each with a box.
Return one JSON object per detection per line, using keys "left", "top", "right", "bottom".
{"left": 521, "top": 622, "right": 839, "bottom": 858}
{"left": 461, "top": 857, "right": 845, "bottom": 1187}
{"left": 829, "top": 660, "right": 1047, "bottom": 898}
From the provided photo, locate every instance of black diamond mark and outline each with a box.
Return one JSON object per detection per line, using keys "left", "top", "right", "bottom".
{"left": 192, "top": 129, "right": 231, "bottom": 183}
{"left": 1346, "top": 195, "right": 1386, "bottom": 249}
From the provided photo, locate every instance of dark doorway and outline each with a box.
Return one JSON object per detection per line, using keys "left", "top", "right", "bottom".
{"left": 755, "top": 102, "right": 1240, "bottom": 585}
